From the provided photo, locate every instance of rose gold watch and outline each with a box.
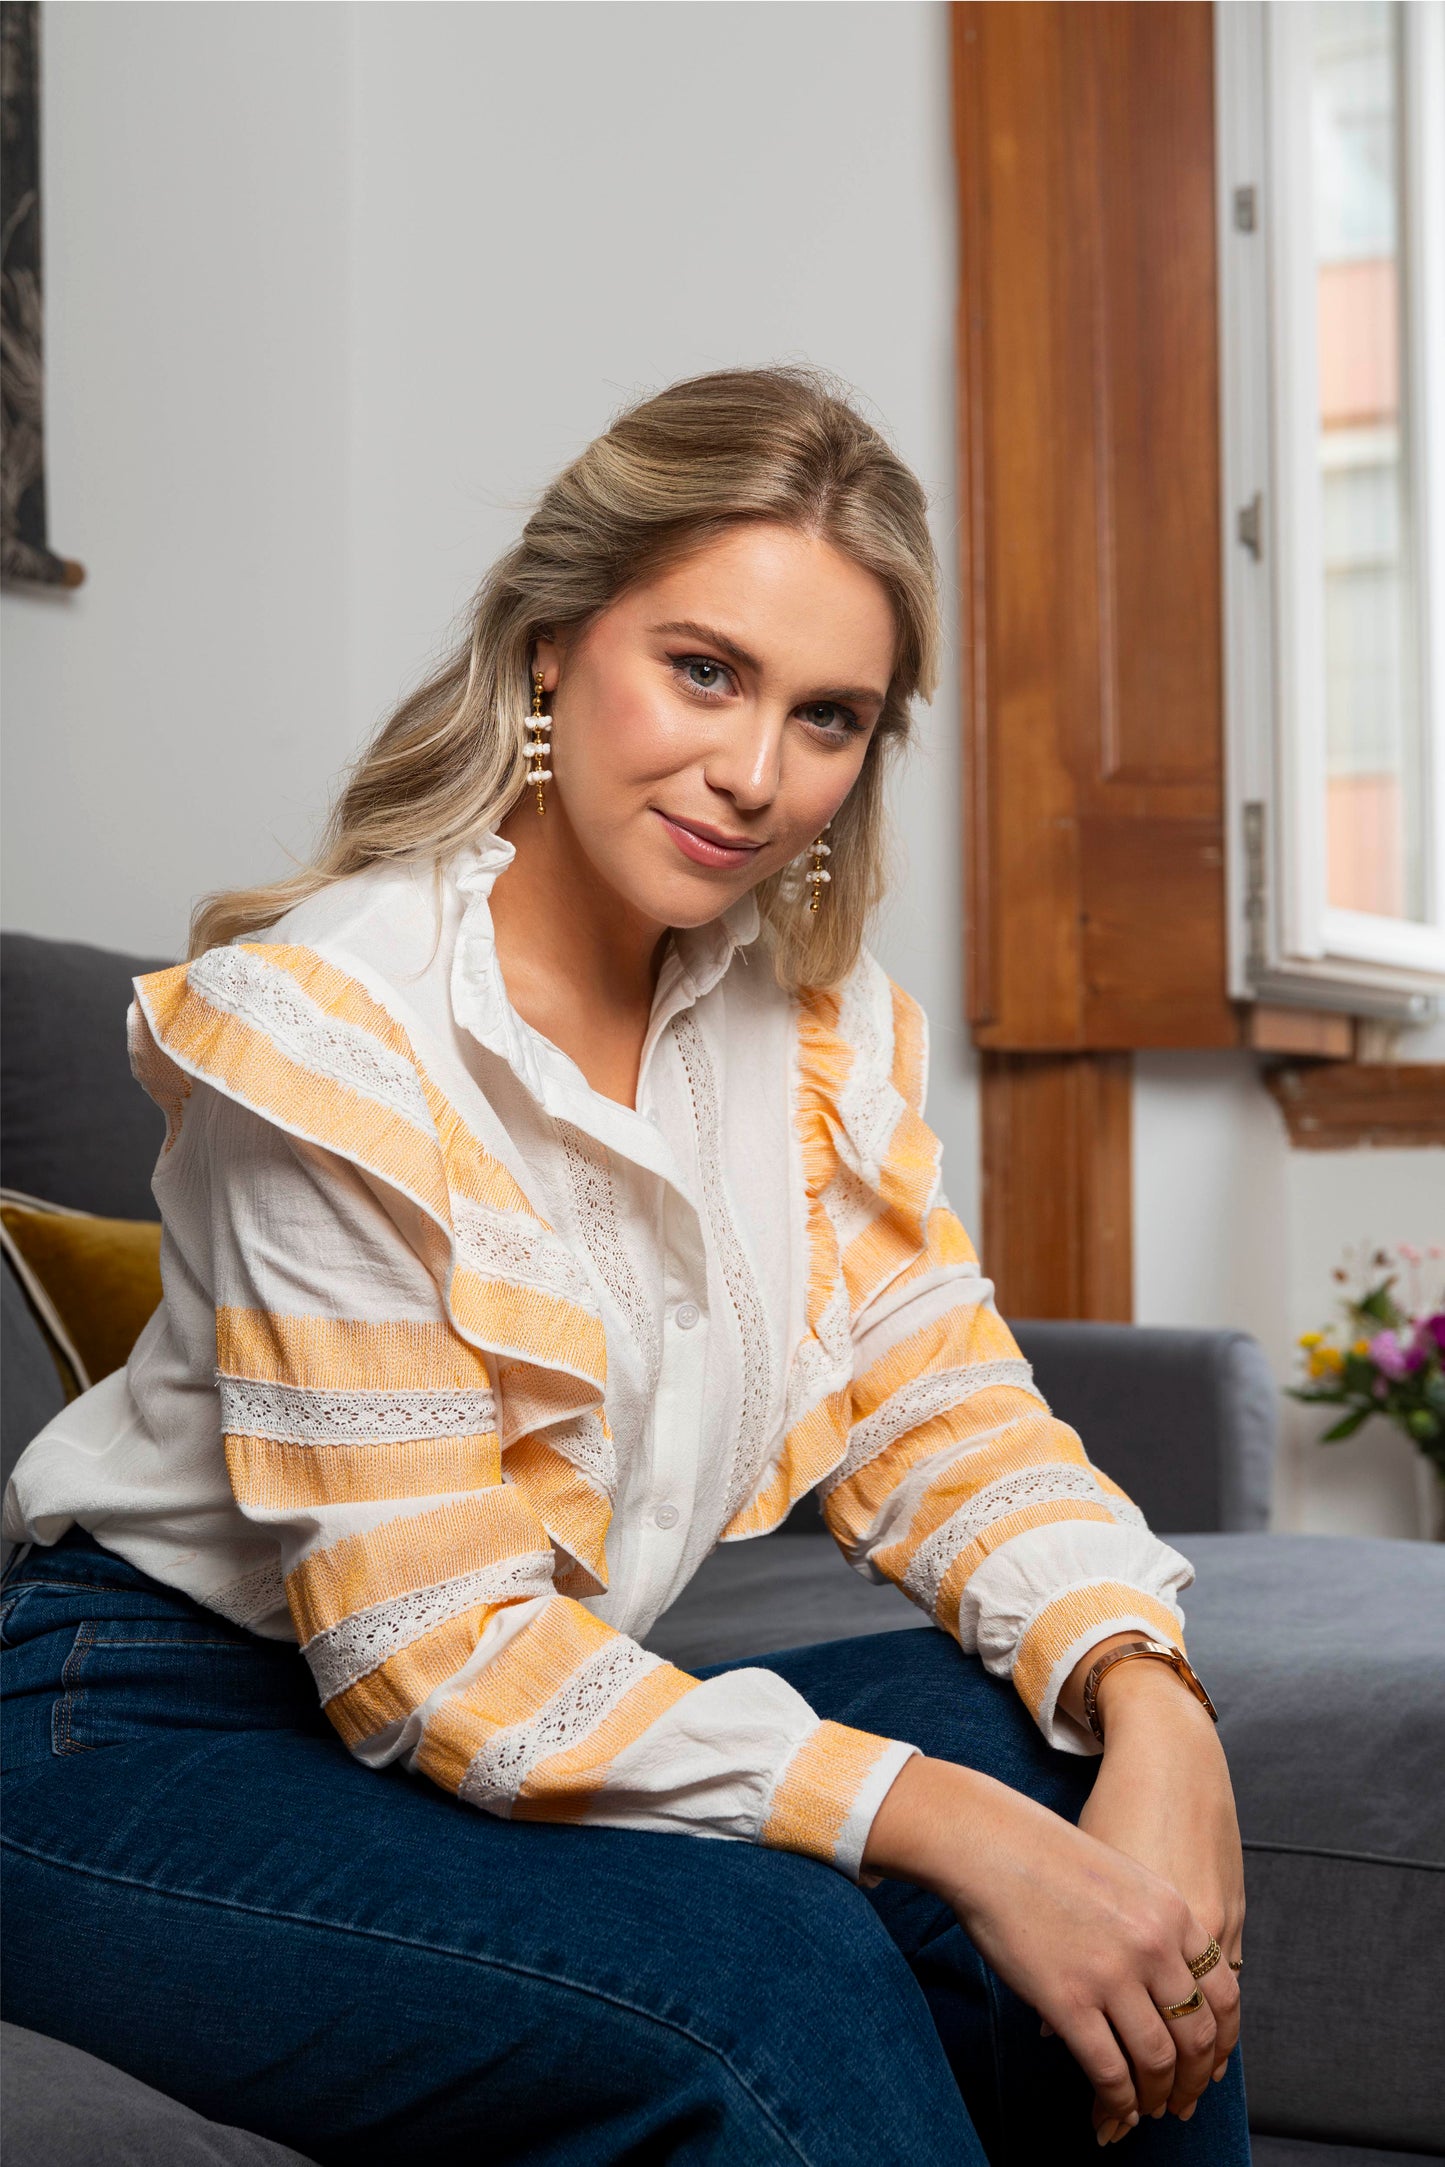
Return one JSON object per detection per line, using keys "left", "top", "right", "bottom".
{"left": 1081, "top": 1637, "right": 1219, "bottom": 1745}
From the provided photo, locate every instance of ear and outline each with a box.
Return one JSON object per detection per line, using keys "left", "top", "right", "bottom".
{"left": 532, "top": 631, "right": 563, "bottom": 696}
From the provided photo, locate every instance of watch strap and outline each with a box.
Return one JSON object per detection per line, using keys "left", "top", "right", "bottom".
{"left": 1081, "top": 1638, "right": 1219, "bottom": 1745}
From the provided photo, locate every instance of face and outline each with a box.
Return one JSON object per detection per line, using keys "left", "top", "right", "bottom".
{"left": 532, "top": 522, "right": 897, "bottom": 932}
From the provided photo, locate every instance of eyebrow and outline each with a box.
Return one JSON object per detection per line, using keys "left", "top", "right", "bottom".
{"left": 650, "top": 620, "right": 887, "bottom": 710}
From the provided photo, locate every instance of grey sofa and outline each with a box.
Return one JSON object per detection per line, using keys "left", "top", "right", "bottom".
{"left": 2, "top": 931, "right": 1441, "bottom": 2167}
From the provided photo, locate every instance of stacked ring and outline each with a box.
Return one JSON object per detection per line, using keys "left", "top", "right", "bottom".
{"left": 1228, "top": 1958, "right": 1244, "bottom": 1974}
{"left": 1157, "top": 1987, "right": 1206, "bottom": 2021}
{"left": 1187, "top": 1938, "right": 1223, "bottom": 1981}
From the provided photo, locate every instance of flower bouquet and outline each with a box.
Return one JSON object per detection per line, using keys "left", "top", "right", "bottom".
{"left": 1293, "top": 1245, "right": 1445, "bottom": 1494}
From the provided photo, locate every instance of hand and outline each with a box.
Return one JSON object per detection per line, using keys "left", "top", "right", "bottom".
{"left": 861, "top": 1754, "right": 1224, "bottom": 2143}
{"left": 1076, "top": 1656, "right": 1245, "bottom": 2126}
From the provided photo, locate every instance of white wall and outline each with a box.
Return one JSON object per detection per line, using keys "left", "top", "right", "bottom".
{"left": 5, "top": 0, "right": 1440, "bottom": 1532}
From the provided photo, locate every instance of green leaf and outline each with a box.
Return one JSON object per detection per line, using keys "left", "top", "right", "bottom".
{"left": 1355, "top": 1283, "right": 1402, "bottom": 1328}
{"left": 1320, "top": 1407, "right": 1372, "bottom": 1442}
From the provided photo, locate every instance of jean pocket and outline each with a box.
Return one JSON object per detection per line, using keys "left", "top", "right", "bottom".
{"left": 54, "top": 1617, "right": 322, "bottom": 1754}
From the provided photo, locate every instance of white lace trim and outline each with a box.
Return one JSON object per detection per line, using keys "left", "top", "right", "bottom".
{"left": 207, "top": 1557, "right": 287, "bottom": 1628}
{"left": 818, "top": 1359, "right": 1041, "bottom": 1498}
{"left": 302, "top": 1552, "right": 554, "bottom": 1706}
{"left": 834, "top": 965, "right": 899, "bottom": 1182}
{"left": 218, "top": 1378, "right": 497, "bottom": 1445}
{"left": 903, "top": 1462, "right": 1146, "bottom": 1615}
{"left": 451, "top": 1194, "right": 598, "bottom": 1312}
{"left": 535, "top": 1410, "right": 617, "bottom": 1498}
{"left": 670, "top": 1013, "right": 776, "bottom": 1524}
{"left": 188, "top": 947, "right": 434, "bottom": 1135}
{"left": 558, "top": 1122, "right": 661, "bottom": 1395}
{"left": 457, "top": 1633, "right": 660, "bottom": 1809}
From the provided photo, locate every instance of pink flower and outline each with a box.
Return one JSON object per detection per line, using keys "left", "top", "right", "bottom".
{"left": 1369, "top": 1329, "right": 1423, "bottom": 1379}
{"left": 1423, "top": 1313, "right": 1445, "bottom": 1355}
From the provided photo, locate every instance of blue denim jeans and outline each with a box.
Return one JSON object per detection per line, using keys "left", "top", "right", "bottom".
{"left": 0, "top": 1527, "right": 1250, "bottom": 2166}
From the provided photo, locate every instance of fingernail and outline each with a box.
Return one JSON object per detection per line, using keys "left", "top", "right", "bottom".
{"left": 1214, "top": 2063, "right": 1227, "bottom": 2082}
{"left": 1111, "top": 2113, "right": 1140, "bottom": 2142}
{"left": 1150, "top": 2106, "right": 1167, "bottom": 2120}
{"left": 1180, "top": 2103, "right": 1197, "bottom": 2123}
{"left": 1097, "top": 2124, "right": 1117, "bottom": 2147}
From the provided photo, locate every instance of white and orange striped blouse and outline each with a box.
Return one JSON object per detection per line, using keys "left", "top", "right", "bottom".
{"left": 3, "top": 831, "right": 1193, "bottom": 1884}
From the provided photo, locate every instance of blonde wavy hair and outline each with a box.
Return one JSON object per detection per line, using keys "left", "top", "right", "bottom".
{"left": 191, "top": 366, "right": 941, "bottom": 991}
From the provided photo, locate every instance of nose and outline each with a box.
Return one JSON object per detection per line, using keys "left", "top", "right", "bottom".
{"left": 703, "top": 702, "right": 786, "bottom": 814}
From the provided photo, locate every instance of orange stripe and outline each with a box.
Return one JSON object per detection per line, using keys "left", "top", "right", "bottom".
{"left": 137, "top": 972, "right": 452, "bottom": 1224}
{"left": 760, "top": 1719, "right": 895, "bottom": 1867}
{"left": 286, "top": 1489, "right": 546, "bottom": 1642}
{"left": 225, "top": 1432, "right": 501, "bottom": 1511}
{"left": 449, "top": 1270, "right": 607, "bottom": 1386}
{"left": 824, "top": 1386, "right": 1053, "bottom": 1547}
{"left": 720, "top": 1385, "right": 852, "bottom": 1540}
{"left": 862, "top": 1418, "right": 1081, "bottom": 1577}
{"left": 502, "top": 1431, "right": 612, "bottom": 1581}
{"left": 218, "top": 1310, "right": 491, "bottom": 1392}
{"left": 932, "top": 1498, "right": 1117, "bottom": 1636}
{"left": 851, "top": 1307, "right": 1023, "bottom": 1423}
{"left": 1013, "top": 1583, "right": 1185, "bottom": 1720}
{"left": 322, "top": 1607, "right": 495, "bottom": 1749}
{"left": 513, "top": 1663, "right": 699, "bottom": 1821}
{"left": 415, "top": 1597, "right": 616, "bottom": 1795}
{"left": 889, "top": 979, "right": 927, "bottom": 1113}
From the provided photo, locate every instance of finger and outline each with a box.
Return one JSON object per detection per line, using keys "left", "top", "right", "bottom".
{"left": 1201, "top": 1946, "right": 1242, "bottom": 2081}
{"left": 1157, "top": 1985, "right": 1218, "bottom": 2118}
{"left": 1055, "top": 2009, "right": 1139, "bottom": 2129}
{"left": 1104, "top": 1985, "right": 1178, "bottom": 2121}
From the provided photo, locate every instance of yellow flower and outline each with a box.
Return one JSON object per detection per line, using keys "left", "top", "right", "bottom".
{"left": 1308, "top": 1346, "right": 1345, "bottom": 1378}
{"left": 1298, "top": 1331, "right": 1324, "bottom": 1349}
{"left": 1352, "top": 1339, "right": 1371, "bottom": 1358}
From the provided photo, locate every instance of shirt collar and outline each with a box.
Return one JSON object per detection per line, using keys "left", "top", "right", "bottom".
{"left": 447, "top": 830, "right": 763, "bottom": 1102}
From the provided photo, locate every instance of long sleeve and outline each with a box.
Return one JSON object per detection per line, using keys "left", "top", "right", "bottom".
{"left": 821, "top": 1203, "right": 1193, "bottom": 1750}
{"left": 191, "top": 1080, "right": 917, "bottom": 1879}
{"left": 790, "top": 961, "right": 1193, "bottom": 1754}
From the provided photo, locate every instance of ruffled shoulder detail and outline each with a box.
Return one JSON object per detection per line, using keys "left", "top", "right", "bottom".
{"left": 129, "top": 942, "right": 615, "bottom": 1594}
{"left": 719, "top": 950, "right": 944, "bottom": 1541}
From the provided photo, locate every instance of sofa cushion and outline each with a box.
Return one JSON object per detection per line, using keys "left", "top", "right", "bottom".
{"left": 0, "top": 2023, "right": 318, "bottom": 2166}
{"left": 647, "top": 1529, "right": 1445, "bottom": 2155}
{"left": 1, "top": 933, "right": 167, "bottom": 1222}
{"left": 0, "top": 1193, "right": 162, "bottom": 1393}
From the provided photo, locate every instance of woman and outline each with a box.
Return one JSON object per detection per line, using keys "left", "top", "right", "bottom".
{"left": 2, "top": 369, "right": 1247, "bottom": 2165}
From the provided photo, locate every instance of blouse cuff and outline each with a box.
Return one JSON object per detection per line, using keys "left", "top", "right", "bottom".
{"left": 758, "top": 1719, "right": 921, "bottom": 1885}
{"left": 1008, "top": 1581, "right": 1188, "bottom": 1754}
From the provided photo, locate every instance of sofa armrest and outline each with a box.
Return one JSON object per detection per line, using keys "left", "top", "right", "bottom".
{"left": 1012, "top": 1321, "right": 1277, "bottom": 1534}
{"left": 783, "top": 1321, "right": 1277, "bottom": 1536}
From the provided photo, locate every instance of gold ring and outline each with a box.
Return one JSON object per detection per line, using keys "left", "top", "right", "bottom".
{"left": 1187, "top": 1937, "right": 1222, "bottom": 1981}
{"left": 1157, "top": 1986, "right": 1205, "bottom": 2021}
{"left": 1228, "top": 1958, "right": 1244, "bottom": 1974}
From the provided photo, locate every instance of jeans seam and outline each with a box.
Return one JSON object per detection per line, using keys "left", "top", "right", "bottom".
{"left": 0, "top": 1832, "right": 822, "bottom": 2165}
{"left": 82, "top": 1638, "right": 252, "bottom": 1650}
{"left": 53, "top": 1622, "right": 96, "bottom": 1756}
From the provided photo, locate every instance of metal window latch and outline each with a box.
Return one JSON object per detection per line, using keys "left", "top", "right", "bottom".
{"left": 1237, "top": 493, "right": 1263, "bottom": 560}
{"left": 1233, "top": 185, "right": 1258, "bottom": 233}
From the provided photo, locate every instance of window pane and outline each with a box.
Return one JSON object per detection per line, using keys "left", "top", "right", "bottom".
{"left": 1313, "top": 0, "right": 1425, "bottom": 921}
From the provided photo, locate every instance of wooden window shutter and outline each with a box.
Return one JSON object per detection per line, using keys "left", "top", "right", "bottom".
{"left": 955, "top": 0, "right": 1237, "bottom": 1054}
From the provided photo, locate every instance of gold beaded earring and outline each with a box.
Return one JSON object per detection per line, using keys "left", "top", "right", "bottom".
{"left": 525, "top": 670, "right": 552, "bottom": 815}
{"left": 804, "top": 824, "right": 832, "bottom": 913}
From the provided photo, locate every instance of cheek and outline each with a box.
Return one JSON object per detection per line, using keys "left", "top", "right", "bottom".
{"left": 563, "top": 662, "right": 692, "bottom": 790}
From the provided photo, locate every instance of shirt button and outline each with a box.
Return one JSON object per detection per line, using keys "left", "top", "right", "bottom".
{"left": 653, "top": 1503, "right": 680, "bottom": 1530}
{"left": 674, "top": 1301, "right": 701, "bottom": 1331}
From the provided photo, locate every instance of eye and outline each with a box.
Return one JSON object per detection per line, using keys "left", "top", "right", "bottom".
{"left": 799, "top": 701, "right": 865, "bottom": 741}
{"left": 672, "top": 655, "right": 735, "bottom": 699}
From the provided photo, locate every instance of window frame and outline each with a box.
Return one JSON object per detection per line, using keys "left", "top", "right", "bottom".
{"left": 1216, "top": 0, "right": 1445, "bottom": 1019}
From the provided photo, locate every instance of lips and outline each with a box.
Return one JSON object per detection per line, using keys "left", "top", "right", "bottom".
{"left": 654, "top": 810, "right": 766, "bottom": 871}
